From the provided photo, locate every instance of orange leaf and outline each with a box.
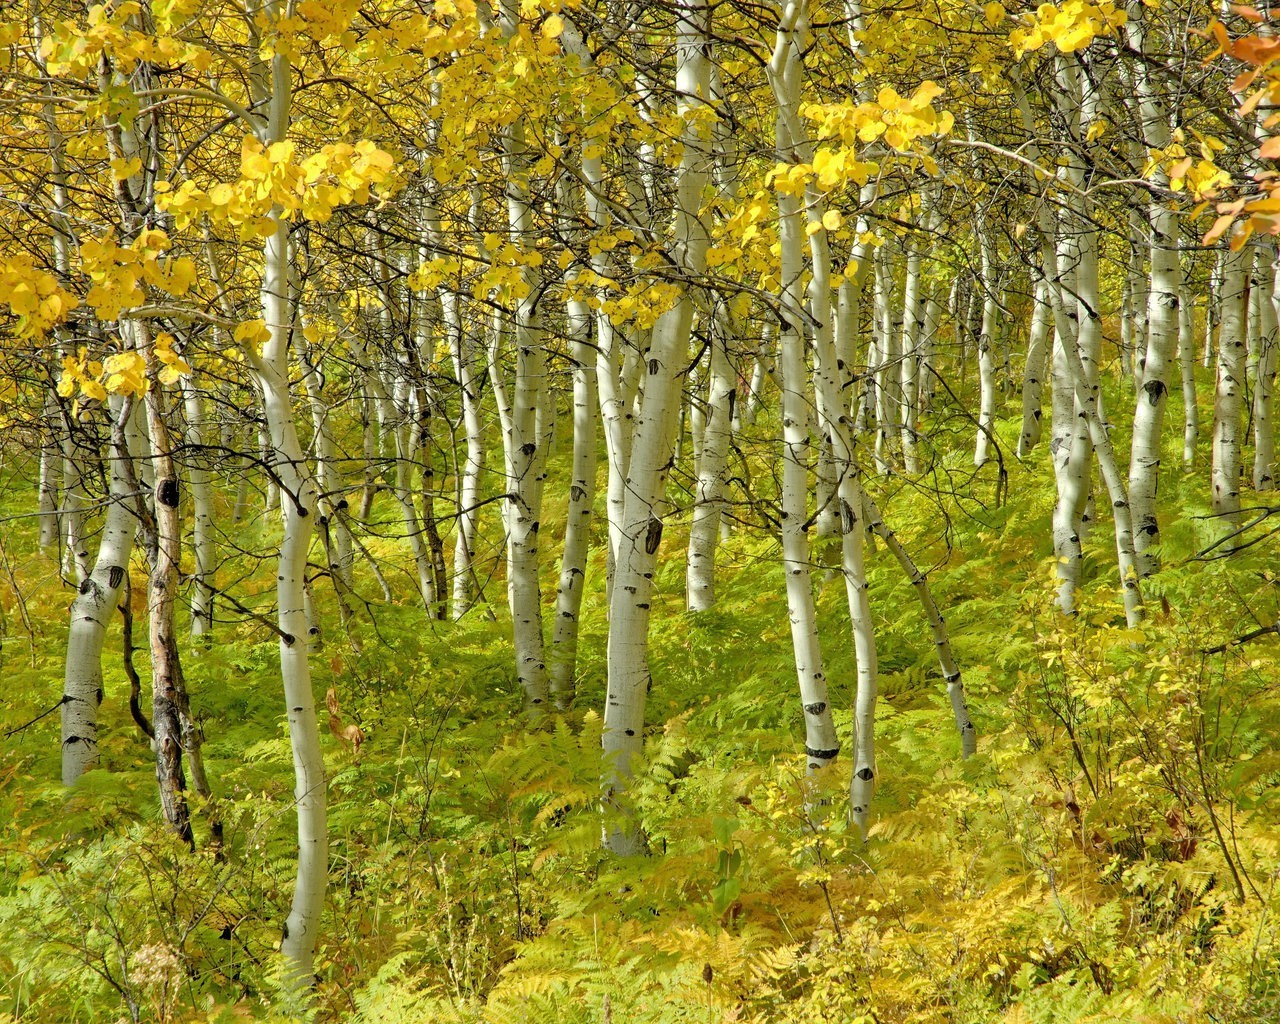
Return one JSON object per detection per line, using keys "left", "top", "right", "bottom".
{"left": 1232, "top": 67, "right": 1261, "bottom": 92}
{"left": 1259, "top": 136, "right": 1280, "bottom": 159}
{"left": 1204, "top": 214, "right": 1236, "bottom": 244}
{"left": 1230, "top": 4, "right": 1264, "bottom": 22}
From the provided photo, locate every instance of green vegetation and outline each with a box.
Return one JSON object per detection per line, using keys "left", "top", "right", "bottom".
{"left": 2, "top": 388, "right": 1278, "bottom": 1024}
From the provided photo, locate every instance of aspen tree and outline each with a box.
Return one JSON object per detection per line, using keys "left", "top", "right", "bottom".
{"left": 61, "top": 397, "right": 138, "bottom": 785}
{"left": 1124, "top": 3, "right": 1182, "bottom": 576}
{"left": 549, "top": 174, "right": 598, "bottom": 706}
{"left": 1017, "top": 275, "right": 1052, "bottom": 458}
{"left": 179, "top": 375, "right": 217, "bottom": 639}
{"left": 1251, "top": 247, "right": 1277, "bottom": 490}
{"left": 899, "top": 234, "right": 925, "bottom": 473}
{"left": 1177, "top": 247, "right": 1199, "bottom": 470}
{"left": 602, "top": 0, "right": 712, "bottom": 853}
{"left": 686, "top": 92, "right": 741, "bottom": 611}
{"left": 1213, "top": 245, "right": 1250, "bottom": 539}
{"left": 242, "top": 7, "right": 327, "bottom": 980}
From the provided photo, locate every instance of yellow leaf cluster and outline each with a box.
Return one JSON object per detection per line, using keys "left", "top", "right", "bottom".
{"left": 802, "top": 81, "right": 953, "bottom": 156}
{"left": 57, "top": 343, "right": 150, "bottom": 401}
{"left": 41, "top": 2, "right": 210, "bottom": 77}
{"left": 1145, "top": 132, "right": 1230, "bottom": 200}
{"left": 157, "top": 138, "right": 400, "bottom": 233}
{"left": 1009, "top": 0, "right": 1127, "bottom": 58}
{"left": 57, "top": 349, "right": 107, "bottom": 403}
{"left": 79, "top": 231, "right": 196, "bottom": 321}
{"left": 0, "top": 256, "right": 78, "bottom": 339}
{"left": 152, "top": 332, "right": 192, "bottom": 384}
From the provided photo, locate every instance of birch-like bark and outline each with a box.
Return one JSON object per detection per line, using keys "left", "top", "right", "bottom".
{"left": 1213, "top": 246, "right": 1250, "bottom": 537}
{"left": 899, "top": 234, "right": 924, "bottom": 473}
{"left": 1124, "top": 211, "right": 1148, "bottom": 383}
{"left": 447, "top": 290, "right": 485, "bottom": 618}
{"left": 687, "top": 307, "right": 735, "bottom": 610}
{"left": 549, "top": 170, "right": 597, "bottom": 705}
{"left": 250, "top": 27, "right": 326, "bottom": 982}
{"left": 1012, "top": 65, "right": 1091, "bottom": 616}
{"left": 39, "top": 397, "right": 61, "bottom": 552}
{"left": 602, "top": 0, "right": 711, "bottom": 853}
{"left": 972, "top": 215, "right": 999, "bottom": 469}
{"left": 179, "top": 376, "right": 217, "bottom": 640}
{"left": 138, "top": 331, "right": 194, "bottom": 846}
{"left": 1124, "top": 8, "right": 1180, "bottom": 576}
{"left": 495, "top": 156, "right": 550, "bottom": 709}
{"left": 874, "top": 247, "right": 901, "bottom": 472}
{"left": 772, "top": 0, "right": 878, "bottom": 828}
{"left": 61, "top": 397, "right": 137, "bottom": 785}
{"left": 1017, "top": 275, "right": 1052, "bottom": 457}
{"left": 1178, "top": 246, "right": 1199, "bottom": 470}
{"left": 768, "top": 12, "right": 842, "bottom": 784}
{"left": 1252, "top": 246, "right": 1277, "bottom": 490}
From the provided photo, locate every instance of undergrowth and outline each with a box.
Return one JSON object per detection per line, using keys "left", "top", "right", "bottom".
{"left": 1, "top": 380, "right": 1279, "bottom": 1024}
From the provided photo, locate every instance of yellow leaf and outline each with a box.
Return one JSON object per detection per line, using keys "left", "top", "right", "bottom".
{"left": 822, "top": 210, "right": 843, "bottom": 231}
{"left": 542, "top": 13, "right": 564, "bottom": 37}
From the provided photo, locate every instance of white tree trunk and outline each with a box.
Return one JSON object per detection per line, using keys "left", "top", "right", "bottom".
{"left": 771, "top": 0, "right": 878, "bottom": 829}
{"left": 973, "top": 222, "right": 999, "bottom": 469}
{"left": 448, "top": 291, "right": 485, "bottom": 619}
{"left": 1213, "top": 246, "right": 1250, "bottom": 538}
{"left": 180, "top": 377, "right": 217, "bottom": 639}
{"left": 61, "top": 397, "right": 137, "bottom": 785}
{"left": 251, "top": 34, "right": 326, "bottom": 983}
{"left": 1252, "top": 247, "right": 1277, "bottom": 490}
{"left": 1124, "top": 7, "right": 1179, "bottom": 577}
{"left": 602, "top": 0, "right": 711, "bottom": 853}
{"left": 686, "top": 308, "right": 735, "bottom": 611}
{"left": 899, "top": 238, "right": 924, "bottom": 473}
{"left": 550, "top": 289, "right": 597, "bottom": 708}
{"left": 862, "top": 493, "right": 975, "bottom": 755}
{"left": 1017, "top": 276, "right": 1052, "bottom": 457}
{"left": 1178, "top": 247, "right": 1199, "bottom": 470}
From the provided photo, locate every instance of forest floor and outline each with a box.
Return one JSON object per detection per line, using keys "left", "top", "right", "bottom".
{"left": 1, "top": 397, "right": 1279, "bottom": 1024}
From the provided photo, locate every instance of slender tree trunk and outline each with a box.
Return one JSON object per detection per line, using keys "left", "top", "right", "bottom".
{"left": 973, "top": 219, "right": 999, "bottom": 469}
{"left": 550, "top": 288, "right": 597, "bottom": 708}
{"left": 251, "top": 31, "right": 326, "bottom": 983}
{"left": 448, "top": 291, "right": 485, "bottom": 619}
{"left": 862, "top": 493, "right": 975, "bottom": 755}
{"left": 1253, "top": 246, "right": 1277, "bottom": 491}
{"left": 1213, "top": 246, "right": 1250, "bottom": 540}
{"left": 138, "top": 332, "right": 195, "bottom": 846}
{"left": 1125, "top": 6, "right": 1180, "bottom": 577}
{"left": 899, "top": 236, "right": 924, "bottom": 473}
{"left": 61, "top": 397, "right": 137, "bottom": 785}
{"left": 38, "top": 395, "right": 61, "bottom": 551}
{"left": 179, "top": 377, "right": 217, "bottom": 640}
{"left": 771, "top": 0, "right": 878, "bottom": 829}
{"left": 687, "top": 306, "right": 735, "bottom": 611}
{"left": 1178, "top": 246, "right": 1199, "bottom": 470}
{"left": 602, "top": 0, "right": 711, "bottom": 853}
{"left": 1018, "top": 276, "right": 1052, "bottom": 457}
